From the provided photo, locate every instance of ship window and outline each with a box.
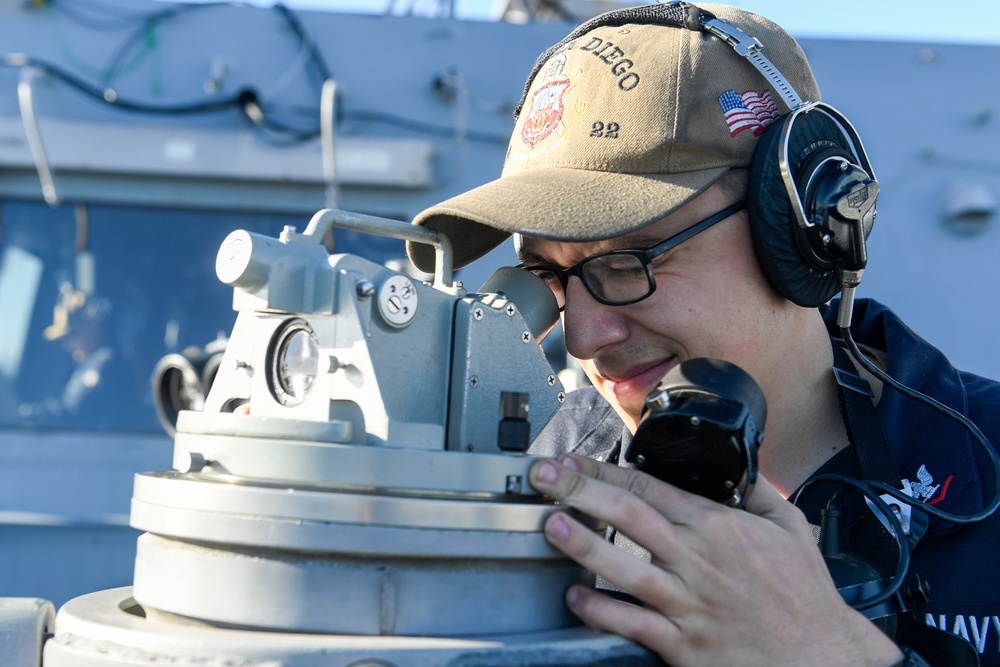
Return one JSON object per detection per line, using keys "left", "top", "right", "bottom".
{"left": 0, "top": 199, "right": 404, "bottom": 433}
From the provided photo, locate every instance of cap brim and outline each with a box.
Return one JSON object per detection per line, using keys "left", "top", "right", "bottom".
{"left": 408, "top": 164, "right": 729, "bottom": 273}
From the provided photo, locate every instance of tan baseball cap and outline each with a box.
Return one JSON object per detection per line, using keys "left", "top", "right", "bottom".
{"left": 407, "top": 2, "right": 821, "bottom": 273}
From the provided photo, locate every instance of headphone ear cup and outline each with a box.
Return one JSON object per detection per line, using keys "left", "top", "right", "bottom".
{"left": 748, "top": 111, "right": 861, "bottom": 308}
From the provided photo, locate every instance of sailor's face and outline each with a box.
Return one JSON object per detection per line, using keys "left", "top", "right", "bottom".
{"left": 519, "top": 183, "right": 785, "bottom": 433}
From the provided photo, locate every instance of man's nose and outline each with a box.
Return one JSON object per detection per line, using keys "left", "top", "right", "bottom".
{"left": 561, "top": 277, "right": 630, "bottom": 361}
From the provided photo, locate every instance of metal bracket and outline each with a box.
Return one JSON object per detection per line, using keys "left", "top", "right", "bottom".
{"left": 700, "top": 17, "right": 804, "bottom": 111}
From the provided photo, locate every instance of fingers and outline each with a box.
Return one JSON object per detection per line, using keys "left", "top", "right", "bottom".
{"left": 542, "top": 510, "right": 681, "bottom": 611}
{"left": 532, "top": 457, "right": 705, "bottom": 613}
{"left": 528, "top": 456, "right": 815, "bottom": 601}
{"left": 741, "top": 473, "right": 792, "bottom": 517}
{"left": 563, "top": 584, "right": 681, "bottom": 657}
{"left": 743, "top": 475, "right": 817, "bottom": 535}
{"left": 530, "top": 455, "right": 901, "bottom": 666}
{"left": 531, "top": 457, "right": 684, "bottom": 558}
{"left": 539, "top": 453, "right": 805, "bottom": 531}
{"left": 531, "top": 454, "right": 722, "bottom": 531}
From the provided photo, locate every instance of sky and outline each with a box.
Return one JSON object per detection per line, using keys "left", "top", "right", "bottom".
{"left": 246, "top": 0, "right": 1000, "bottom": 46}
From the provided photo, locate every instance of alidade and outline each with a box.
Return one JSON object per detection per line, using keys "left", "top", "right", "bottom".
{"left": 37, "top": 209, "right": 659, "bottom": 666}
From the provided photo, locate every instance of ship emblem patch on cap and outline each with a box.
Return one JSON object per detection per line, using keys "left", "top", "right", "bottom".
{"left": 521, "top": 54, "right": 571, "bottom": 147}
{"left": 718, "top": 89, "right": 780, "bottom": 138}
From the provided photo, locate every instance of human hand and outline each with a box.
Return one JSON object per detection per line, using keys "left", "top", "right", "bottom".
{"left": 528, "top": 454, "right": 904, "bottom": 667}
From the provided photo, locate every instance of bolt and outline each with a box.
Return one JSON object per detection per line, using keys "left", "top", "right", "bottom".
{"left": 505, "top": 304, "right": 516, "bottom": 316}
{"left": 557, "top": 391, "right": 566, "bottom": 403}
{"left": 177, "top": 452, "right": 206, "bottom": 473}
{"left": 356, "top": 280, "right": 376, "bottom": 299}
{"left": 690, "top": 415, "right": 701, "bottom": 428}
{"left": 635, "top": 454, "right": 646, "bottom": 467}
{"left": 821, "top": 233, "right": 832, "bottom": 246}
{"left": 547, "top": 374, "right": 556, "bottom": 386}
{"left": 521, "top": 331, "right": 531, "bottom": 343}
{"left": 647, "top": 389, "right": 670, "bottom": 412}
{"left": 473, "top": 308, "right": 484, "bottom": 320}
{"left": 470, "top": 376, "right": 479, "bottom": 387}
{"left": 506, "top": 475, "right": 523, "bottom": 494}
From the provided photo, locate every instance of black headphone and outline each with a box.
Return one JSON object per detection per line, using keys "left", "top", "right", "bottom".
{"left": 695, "top": 7, "right": 881, "bottom": 309}
{"left": 748, "top": 98, "right": 879, "bottom": 308}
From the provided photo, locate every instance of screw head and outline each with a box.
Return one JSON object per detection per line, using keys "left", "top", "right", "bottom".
{"left": 355, "top": 280, "right": 376, "bottom": 299}
{"left": 646, "top": 389, "right": 670, "bottom": 412}
{"left": 506, "top": 475, "right": 523, "bottom": 494}
{"left": 177, "top": 452, "right": 206, "bottom": 473}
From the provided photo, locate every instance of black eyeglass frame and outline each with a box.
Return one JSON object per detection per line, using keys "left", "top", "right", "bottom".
{"left": 520, "top": 200, "right": 748, "bottom": 309}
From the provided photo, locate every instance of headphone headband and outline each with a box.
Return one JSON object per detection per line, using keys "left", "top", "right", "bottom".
{"left": 699, "top": 16, "right": 804, "bottom": 110}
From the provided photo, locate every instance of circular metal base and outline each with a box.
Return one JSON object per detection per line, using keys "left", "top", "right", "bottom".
{"left": 130, "top": 471, "right": 569, "bottom": 558}
{"left": 133, "top": 533, "right": 586, "bottom": 636}
{"left": 129, "top": 471, "right": 594, "bottom": 636}
{"left": 44, "top": 588, "right": 660, "bottom": 667}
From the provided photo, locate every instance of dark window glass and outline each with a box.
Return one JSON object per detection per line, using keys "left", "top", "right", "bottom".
{"left": 0, "top": 200, "right": 404, "bottom": 432}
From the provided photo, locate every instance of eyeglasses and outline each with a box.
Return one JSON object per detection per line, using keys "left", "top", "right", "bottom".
{"left": 520, "top": 200, "right": 747, "bottom": 310}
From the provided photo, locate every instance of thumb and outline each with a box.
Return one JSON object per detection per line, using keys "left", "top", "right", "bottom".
{"left": 743, "top": 475, "right": 801, "bottom": 526}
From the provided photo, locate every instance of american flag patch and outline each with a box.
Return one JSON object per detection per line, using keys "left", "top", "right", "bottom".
{"left": 718, "top": 89, "right": 780, "bottom": 137}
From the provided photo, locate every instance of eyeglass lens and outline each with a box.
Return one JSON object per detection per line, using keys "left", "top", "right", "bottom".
{"left": 581, "top": 254, "right": 649, "bottom": 305}
{"left": 530, "top": 252, "right": 650, "bottom": 309}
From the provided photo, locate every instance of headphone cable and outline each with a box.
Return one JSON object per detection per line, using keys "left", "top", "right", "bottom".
{"left": 839, "top": 324, "right": 1000, "bottom": 526}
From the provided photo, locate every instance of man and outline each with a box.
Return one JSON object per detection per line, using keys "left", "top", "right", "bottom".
{"left": 407, "top": 3, "right": 1000, "bottom": 665}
